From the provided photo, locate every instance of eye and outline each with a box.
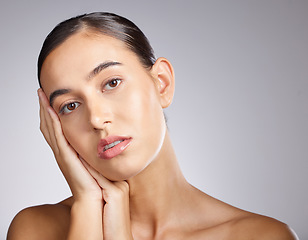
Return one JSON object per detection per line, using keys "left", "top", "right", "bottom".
{"left": 60, "top": 102, "right": 80, "bottom": 114}
{"left": 104, "top": 79, "right": 122, "bottom": 90}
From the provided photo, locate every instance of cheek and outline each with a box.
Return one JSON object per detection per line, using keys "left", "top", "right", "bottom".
{"left": 60, "top": 117, "right": 91, "bottom": 156}
{"left": 124, "top": 80, "right": 166, "bottom": 148}
{"left": 124, "top": 79, "right": 162, "bottom": 122}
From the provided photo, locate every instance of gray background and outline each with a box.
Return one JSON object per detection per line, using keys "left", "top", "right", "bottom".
{"left": 1, "top": 0, "right": 307, "bottom": 239}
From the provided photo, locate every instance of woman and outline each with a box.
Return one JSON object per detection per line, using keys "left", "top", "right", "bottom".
{"left": 7, "top": 12, "right": 297, "bottom": 240}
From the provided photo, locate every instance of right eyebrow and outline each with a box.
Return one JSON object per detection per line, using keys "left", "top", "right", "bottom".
{"left": 49, "top": 88, "right": 71, "bottom": 108}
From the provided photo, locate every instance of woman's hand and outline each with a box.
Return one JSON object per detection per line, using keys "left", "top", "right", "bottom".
{"left": 38, "top": 88, "right": 133, "bottom": 240}
{"left": 82, "top": 160, "right": 133, "bottom": 240}
{"left": 38, "top": 88, "right": 102, "bottom": 202}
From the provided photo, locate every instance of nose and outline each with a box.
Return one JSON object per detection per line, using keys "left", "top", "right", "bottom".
{"left": 87, "top": 100, "right": 112, "bottom": 130}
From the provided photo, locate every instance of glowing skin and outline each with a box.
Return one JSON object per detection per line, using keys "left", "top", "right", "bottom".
{"left": 8, "top": 29, "right": 298, "bottom": 240}
{"left": 7, "top": 21, "right": 298, "bottom": 240}
{"left": 40, "top": 31, "right": 168, "bottom": 181}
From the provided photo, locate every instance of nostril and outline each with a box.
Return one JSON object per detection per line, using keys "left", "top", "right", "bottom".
{"left": 89, "top": 117, "right": 111, "bottom": 130}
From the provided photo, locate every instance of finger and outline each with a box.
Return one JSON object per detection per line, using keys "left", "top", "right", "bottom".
{"left": 38, "top": 90, "right": 86, "bottom": 169}
{"left": 80, "top": 157, "right": 114, "bottom": 189}
{"left": 45, "top": 103, "right": 86, "bottom": 174}
{"left": 38, "top": 89, "right": 59, "bottom": 152}
{"left": 46, "top": 105, "right": 72, "bottom": 153}
{"left": 39, "top": 90, "right": 51, "bottom": 145}
{"left": 81, "top": 158, "right": 129, "bottom": 194}
{"left": 39, "top": 89, "right": 54, "bottom": 146}
{"left": 44, "top": 104, "right": 85, "bottom": 180}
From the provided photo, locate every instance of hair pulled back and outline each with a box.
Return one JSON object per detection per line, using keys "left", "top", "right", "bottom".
{"left": 37, "top": 12, "right": 156, "bottom": 87}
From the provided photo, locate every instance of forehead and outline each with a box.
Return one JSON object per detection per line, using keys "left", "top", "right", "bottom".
{"left": 40, "top": 31, "right": 139, "bottom": 92}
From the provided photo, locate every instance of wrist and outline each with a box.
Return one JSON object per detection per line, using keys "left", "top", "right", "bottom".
{"left": 73, "top": 190, "right": 103, "bottom": 204}
{"left": 72, "top": 197, "right": 103, "bottom": 209}
{"left": 68, "top": 197, "right": 103, "bottom": 240}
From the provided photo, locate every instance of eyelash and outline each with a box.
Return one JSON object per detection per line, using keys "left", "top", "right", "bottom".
{"left": 58, "top": 78, "right": 123, "bottom": 115}
{"left": 59, "top": 101, "right": 80, "bottom": 115}
{"left": 103, "top": 78, "right": 122, "bottom": 91}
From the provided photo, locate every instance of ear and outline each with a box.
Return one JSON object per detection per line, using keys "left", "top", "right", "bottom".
{"left": 151, "top": 57, "right": 175, "bottom": 108}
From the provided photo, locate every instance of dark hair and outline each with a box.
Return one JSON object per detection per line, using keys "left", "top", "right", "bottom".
{"left": 37, "top": 12, "right": 156, "bottom": 87}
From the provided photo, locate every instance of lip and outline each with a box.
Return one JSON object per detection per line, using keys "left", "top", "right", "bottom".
{"left": 97, "top": 135, "right": 132, "bottom": 160}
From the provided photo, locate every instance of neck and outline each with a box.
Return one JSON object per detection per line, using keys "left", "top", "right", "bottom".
{"left": 127, "top": 131, "right": 191, "bottom": 234}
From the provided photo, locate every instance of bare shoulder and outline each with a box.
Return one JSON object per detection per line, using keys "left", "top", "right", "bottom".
{"left": 186, "top": 190, "right": 298, "bottom": 240}
{"left": 7, "top": 198, "right": 72, "bottom": 240}
{"left": 229, "top": 213, "right": 299, "bottom": 240}
{"left": 191, "top": 212, "right": 298, "bottom": 240}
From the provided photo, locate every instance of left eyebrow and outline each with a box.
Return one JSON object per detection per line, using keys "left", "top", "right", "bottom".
{"left": 88, "top": 61, "right": 122, "bottom": 80}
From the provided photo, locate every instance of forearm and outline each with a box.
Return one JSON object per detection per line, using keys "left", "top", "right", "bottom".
{"left": 103, "top": 200, "right": 133, "bottom": 240}
{"left": 67, "top": 200, "right": 103, "bottom": 240}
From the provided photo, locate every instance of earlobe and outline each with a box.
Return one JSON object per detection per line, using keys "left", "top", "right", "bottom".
{"left": 152, "top": 57, "right": 175, "bottom": 108}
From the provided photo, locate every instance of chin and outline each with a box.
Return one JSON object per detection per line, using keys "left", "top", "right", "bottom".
{"left": 94, "top": 157, "right": 150, "bottom": 182}
{"left": 101, "top": 167, "right": 143, "bottom": 182}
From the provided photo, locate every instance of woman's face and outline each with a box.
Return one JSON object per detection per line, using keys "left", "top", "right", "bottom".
{"left": 40, "top": 31, "right": 168, "bottom": 181}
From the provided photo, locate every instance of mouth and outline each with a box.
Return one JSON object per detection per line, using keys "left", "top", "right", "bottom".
{"left": 103, "top": 140, "right": 124, "bottom": 151}
{"left": 97, "top": 136, "right": 132, "bottom": 160}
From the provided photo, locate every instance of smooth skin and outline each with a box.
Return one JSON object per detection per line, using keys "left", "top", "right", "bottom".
{"left": 7, "top": 30, "right": 298, "bottom": 240}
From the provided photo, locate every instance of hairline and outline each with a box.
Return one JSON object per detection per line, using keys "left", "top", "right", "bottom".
{"left": 39, "top": 25, "right": 154, "bottom": 86}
